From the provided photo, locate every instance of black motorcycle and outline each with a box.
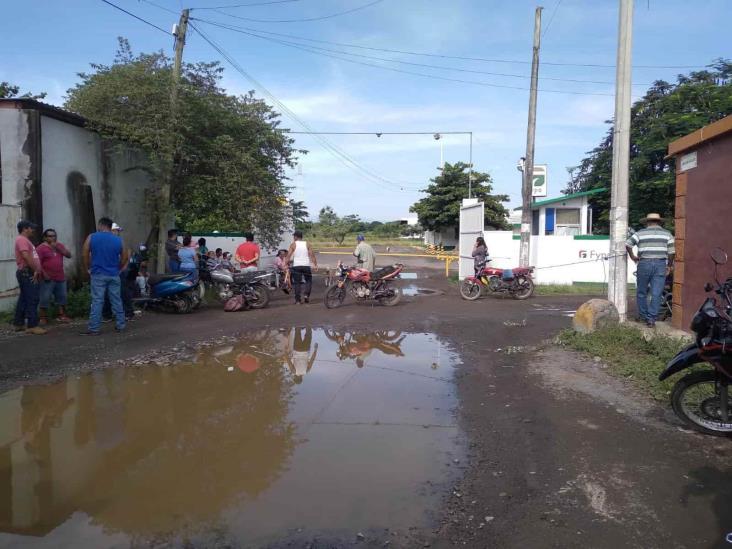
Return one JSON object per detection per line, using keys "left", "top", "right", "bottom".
{"left": 659, "top": 248, "right": 732, "bottom": 436}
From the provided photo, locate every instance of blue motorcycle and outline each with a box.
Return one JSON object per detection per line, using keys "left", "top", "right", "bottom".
{"left": 133, "top": 271, "right": 201, "bottom": 314}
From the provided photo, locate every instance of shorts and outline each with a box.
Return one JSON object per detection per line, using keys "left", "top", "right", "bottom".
{"left": 40, "top": 280, "right": 68, "bottom": 308}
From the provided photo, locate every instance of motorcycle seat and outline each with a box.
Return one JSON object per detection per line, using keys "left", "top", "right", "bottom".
{"left": 148, "top": 273, "right": 188, "bottom": 286}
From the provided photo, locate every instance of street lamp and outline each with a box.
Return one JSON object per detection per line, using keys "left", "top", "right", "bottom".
{"left": 434, "top": 133, "right": 443, "bottom": 169}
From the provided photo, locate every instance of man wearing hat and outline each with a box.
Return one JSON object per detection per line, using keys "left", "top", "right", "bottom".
{"left": 353, "top": 234, "right": 376, "bottom": 272}
{"left": 626, "top": 213, "right": 675, "bottom": 327}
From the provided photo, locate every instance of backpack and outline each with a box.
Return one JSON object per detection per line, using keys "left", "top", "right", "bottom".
{"left": 224, "top": 295, "right": 248, "bottom": 312}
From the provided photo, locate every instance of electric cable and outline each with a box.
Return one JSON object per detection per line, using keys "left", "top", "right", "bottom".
{"left": 201, "top": 0, "right": 384, "bottom": 23}
{"left": 192, "top": 0, "right": 302, "bottom": 9}
{"left": 542, "top": 0, "right": 562, "bottom": 38}
{"left": 99, "top": 0, "right": 171, "bottom": 34}
{"left": 190, "top": 22, "right": 426, "bottom": 192}
{"left": 138, "top": 0, "right": 179, "bottom": 15}
{"left": 192, "top": 15, "right": 703, "bottom": 69}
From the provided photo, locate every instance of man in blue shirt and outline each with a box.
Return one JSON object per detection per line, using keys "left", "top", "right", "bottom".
{"left": 81, "top": 217, "right": 128, "bottom": 335}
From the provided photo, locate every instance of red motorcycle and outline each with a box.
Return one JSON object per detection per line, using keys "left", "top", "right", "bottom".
{"left": 459, "top": 260, "right": 535, "bottom": 301}
{"left": 324, "top": 262, "right": 404, "bottom": 308}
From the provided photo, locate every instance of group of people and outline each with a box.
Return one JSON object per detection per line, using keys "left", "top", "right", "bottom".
{"left": 13, "top": 218, "right": 382, "bottom": 335}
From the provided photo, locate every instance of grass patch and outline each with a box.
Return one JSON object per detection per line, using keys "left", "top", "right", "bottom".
{"left": 557, "top": 324, "right": 688, "bottom": 401}
{"left": 536, "top": 283, "right": 637, "bottom": 296}
{"left": 1, "top": 285, "right": 92, "bottom": 324}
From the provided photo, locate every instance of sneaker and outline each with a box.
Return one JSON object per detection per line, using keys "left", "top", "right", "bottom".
{"left": 25, "top": 327, "right": 47, "bottom": 335}
{"left": 303, "top": 296, "right": 310, "bottom": 304}
{"left": 646, "top": 320, "right": 656, "bottom": 328}
{"left": 115, "top": 326, "right": 126, "bottom": 333}
{"left": 80, "top": 330, "right": 101, "bottom": 336}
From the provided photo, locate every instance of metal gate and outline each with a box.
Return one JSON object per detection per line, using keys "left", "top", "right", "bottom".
{"left": 458, "top": 199, "right": 484, "bottom": 279}
{"left": 0, "top": 204, "right": 22, "bottom": 311}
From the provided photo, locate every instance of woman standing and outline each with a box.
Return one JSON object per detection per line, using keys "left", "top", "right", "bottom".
{"left": 472, "top": 236, "right": 488, "bottom": 274}
{"left": 178, "top": 235, "right": 199, "bottom": 283}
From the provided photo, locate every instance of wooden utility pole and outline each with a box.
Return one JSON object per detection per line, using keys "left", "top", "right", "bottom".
{"left": 519, "top": 6, "right": 542, "bottom": 268}
{"left": 156, "top": 9, "right": 189, "bottom": 274}
{"left": 607, "top": 0, "right": 633, "bottom": 321}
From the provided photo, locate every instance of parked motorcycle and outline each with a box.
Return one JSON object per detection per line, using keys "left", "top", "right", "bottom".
{"left": 206, "top": 267, "right": 270, "bottom": 310}
{"left": 459, "top": 260, "right": 535, "bottom": 301}
{"left": 659, "top": 248, "right": 732, "bottom": 436}
{"left": 324, "top": 262, "right": 403, "bottom": 309}
{"left": 133, "top": 271, "right": 201, "bottom": 314}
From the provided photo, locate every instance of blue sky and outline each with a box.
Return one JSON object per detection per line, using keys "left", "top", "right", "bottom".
{"left": 2, "top": 0, "right": 730, "bottom": 221}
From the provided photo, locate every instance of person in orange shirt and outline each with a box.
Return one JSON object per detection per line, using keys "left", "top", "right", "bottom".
{"left": 235, "top": 232, "right": 260, "bottom": 273}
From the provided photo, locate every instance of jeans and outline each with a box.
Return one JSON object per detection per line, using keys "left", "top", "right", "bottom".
{"left": 104, "top": 271, "right": 134, "bottom": 318}
{"left": 291, "top": 266, "right": 312, "bottom": 302}
{"left": 13, "top": 270, "right": 40, "bottom": 328}
{"left": 40, "top": 280, "right": 68, "bottom": 308}
{"left": 636, "top": 259, "right": 667, "bottom": 322}
{"left": 168, "top": 258, "right": 180, "bottom": 273}
{"left": 89, "top": 274, "right": 126, "bottom": 332}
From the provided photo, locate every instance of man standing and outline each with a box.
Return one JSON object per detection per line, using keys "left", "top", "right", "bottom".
{"left": 37, "top": 228, "right": 72, "bottom": 324}
{"left": 165, "top": 229, "right": 181, "bottom": 273}
{"left": 82, "top": 217, "right": 128, "bottom": 335}
{"left": 626, "top": 213, "right": 675, "bottom": 328}
{"left": 286, "top": 230, "right": 318, "bottom": 304}
{"left": 353, "top": 234, "right": 376, "bottom": 272}
{"left": 235, "top": 232, "right": 261, "bottom": 273}
{"left": 13, "top": 220, "right": 46, "bottom": 335}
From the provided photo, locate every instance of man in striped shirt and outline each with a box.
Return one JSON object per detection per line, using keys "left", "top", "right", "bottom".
{"left": 626, "top": 213, "right": 675, "bottom": 327}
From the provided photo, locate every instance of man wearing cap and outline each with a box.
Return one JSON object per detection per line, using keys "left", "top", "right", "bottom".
{"left": 626, "top": 213, "right": 675, "bottom": 327}
{"left": 353, "top": 234, "right": 376, "bottom": 272}
{"left": 13, "top": 220, "right": 46, "bottom": 335}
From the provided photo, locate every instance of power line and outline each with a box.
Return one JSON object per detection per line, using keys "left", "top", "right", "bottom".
{"left": 138, "top": 0, "right": 178, "bottom": 15}
{"left": 542, "top": 0, "right": 562, "bottom": 38}
{"left": 189, "top": 22, "right": 425, "bottom": 192}
{"left": 201, "top": 20, "right": 653, "bottom": 87}
{"left": 99, "top": 0, "right": 171, "bottom": 34}
{"left": 192, "top": 15, "right": 703, "bottom": 69}
{"left": 204, "top": 0, "right": 384, "bottom": 23}
{"left": 194, "top": 20, "right": 619, "bottom": 97}
{"left": 192, "top": 0, "right": 302, "bottom": 8}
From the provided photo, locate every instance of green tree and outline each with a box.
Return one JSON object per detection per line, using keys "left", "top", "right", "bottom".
{"left": 290, "top": 200, "right": 310, "bottom": 231}
{"left": 65, "top": 38, "right": 300, "bottom": 247}
{"left": 410, "top": 162, "right": 509, "bottom": 231}
{"left": 313, "top": 206, "right": 362, "bottom": 244}
{"left": 566, "top": 59, "right": 732, "bottom": 232}
{"left": 0, "top": 81, "right": 46, "bottom": 100}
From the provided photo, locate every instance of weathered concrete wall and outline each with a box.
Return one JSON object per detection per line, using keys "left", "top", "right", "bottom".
{"left": 0, "top": 109, "right": 33, "bottom": 206}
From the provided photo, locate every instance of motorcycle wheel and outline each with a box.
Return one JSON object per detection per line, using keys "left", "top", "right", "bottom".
{"left": 377, "top": 283, "right": 402, "bottom": 307}
{"left": 324, "top": 285, "right": 346, "bottom": 309}
{"left": 511, "top": 277, "right": 535, "bottom": 300}
{"left": 459, "top": 279, "right": 482, "bottom": 301}
{"left": 671, "top": 370, "right": 732, "bottom": 436}
{"left": 248, "top": 283, "right": 270, "bottom": 309}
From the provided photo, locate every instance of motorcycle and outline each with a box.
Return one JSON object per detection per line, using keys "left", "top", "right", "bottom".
{"left": 659, "top": 247, "right": 732, "bottom": 436}
{"left": 324, "top": 262, "right": 403, "bottom": 309}
{"left": 133, "top": 271, "right": 201, "bottom": 314}
{"left": 206, "top": 266, "right": 270, "bottom": 310}
{"left": 323, "top": 329, "right": 406, "bottom": 367}
{"left": 459, "top": 259, "right": 535, "bottom": 301}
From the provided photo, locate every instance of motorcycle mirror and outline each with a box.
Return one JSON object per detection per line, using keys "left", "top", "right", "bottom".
{"left": 711, "top": 247, "right": 728, "bottom": 265}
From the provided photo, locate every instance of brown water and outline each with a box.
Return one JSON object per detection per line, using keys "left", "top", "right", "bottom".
{"left": 0, "top": 329, "right": 462, "bottom": 547}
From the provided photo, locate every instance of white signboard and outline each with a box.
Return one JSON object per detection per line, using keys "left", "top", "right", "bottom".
{"left": 680, "top": 151, "right": 697, "bottom": 172}
{"left": 532, "top": 165, "right": 547, "bottom": 197}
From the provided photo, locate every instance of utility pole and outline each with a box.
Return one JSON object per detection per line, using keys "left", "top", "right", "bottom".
{"left": 607, "top": 0, "right": 633, "bottom": 321}
{"left": 519, "top": 6, "right": 542, "bottom": 268}
{"left": 156, "top": 9, "right": 189, "bottom": 274}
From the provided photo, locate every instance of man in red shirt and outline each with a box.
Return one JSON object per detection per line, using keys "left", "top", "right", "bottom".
{"left": 13, "top": 220, "right": 46, "bottom": 335}
{"left": 36, "top": 228, "right": 73, "bottom": 324}
{"left": 235, "top": 232, "right": 260, "bottom": 273}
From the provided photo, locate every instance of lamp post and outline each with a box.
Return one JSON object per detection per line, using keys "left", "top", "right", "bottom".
{"left": 434, "top": 133, "right": 444, "bottom": 169}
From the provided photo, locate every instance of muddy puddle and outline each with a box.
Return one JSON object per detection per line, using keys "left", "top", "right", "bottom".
{"left": 402, "top": 286, "right": 441, "bottom": 297}
{"left": 0, "top": 329, "right": 463, "bottom": 547}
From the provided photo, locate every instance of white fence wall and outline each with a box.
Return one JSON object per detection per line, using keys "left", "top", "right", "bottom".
{"left": 467, "top": 231, "right": 635, "bottom": 285}
{"left": 0, "top": 205, "right": 22, "bottom": 312}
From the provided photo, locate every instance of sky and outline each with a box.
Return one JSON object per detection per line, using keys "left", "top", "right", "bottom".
{"left": 2, "top": 0, "right": 730, "bottom": 222}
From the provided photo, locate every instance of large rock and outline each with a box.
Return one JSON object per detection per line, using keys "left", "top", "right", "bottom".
{"left": 573, "top": 299, "right": 619, "bottom": 333}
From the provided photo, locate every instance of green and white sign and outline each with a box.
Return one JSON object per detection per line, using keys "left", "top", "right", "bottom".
{"left": 531, "top": 164, "right": 547, "bottom": 197}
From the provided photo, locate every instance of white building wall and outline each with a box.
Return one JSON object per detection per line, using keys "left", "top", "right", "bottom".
{"left": 480, "top": 231, "right": 635, "bottom": 285}
{"left": 0, "top": 109, "right": 31, "bottom": 205}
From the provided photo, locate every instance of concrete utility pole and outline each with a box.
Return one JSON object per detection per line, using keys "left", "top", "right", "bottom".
{"left": 157, "top": 9, "right": 189, "bottom": 274}
{"left": 519, "top": 6, "right": 542, "bottom": 268}
{"left": 607, "top": 0, "right": 634, "bottom": 321}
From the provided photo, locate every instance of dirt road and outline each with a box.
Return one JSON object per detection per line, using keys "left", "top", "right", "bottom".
{"left": 0, "top": 266, "right": 729, "bottom": 548}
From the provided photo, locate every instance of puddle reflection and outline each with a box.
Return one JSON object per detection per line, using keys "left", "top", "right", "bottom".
{"left": 0, "top": 329, "right": 461, "bottom": 547}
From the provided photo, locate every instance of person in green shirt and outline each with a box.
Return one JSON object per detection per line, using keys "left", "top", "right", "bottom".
{"left": 353, "top": 235, "right": 376, "bottom": 272}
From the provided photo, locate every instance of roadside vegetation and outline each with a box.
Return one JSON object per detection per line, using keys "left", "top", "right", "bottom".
{"left": 1, "top": 286, "right": 92, "bottom": 325}
{"left": 557, "top": 324, "right": 688, "bottom": 400}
